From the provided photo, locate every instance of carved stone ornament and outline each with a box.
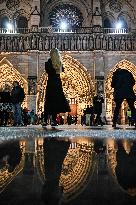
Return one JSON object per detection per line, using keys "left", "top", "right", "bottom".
{"left": 109, "top": 1, "right": 122, "bottom": 13}
{"left": 6, "top": 0, "right": 20, "bottom": 10}
{"left": 0, "top": 0, "right": 5, "bottom": 4}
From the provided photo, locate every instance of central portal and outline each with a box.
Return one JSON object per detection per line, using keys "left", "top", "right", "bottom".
{"left": 37, "top": 54, "right": 95, "bottom": 123}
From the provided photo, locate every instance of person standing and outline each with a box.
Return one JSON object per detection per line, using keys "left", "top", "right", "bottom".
{"left": 93, "top": 94, "right": 104, "bottom": 126}
{"left": 29, "top": 109, "right": 35, "bottom": 125}
{"left": 84, "top": 105, "right": 94, "bottom": 126}
{"left": 0, "top": 84, "right": 12, "bottom": 126}
{"left": 43, "top": 48, "right": 71, "bottom": 126}
{"left": 126, "top": 107, "right": 132, "bottom": 126}
{"left": 11, "top": 81, "right": 25, "bottom": 126}
{"left": 111, "top": 68, "right": 136, "bottom": 128}
{"left": 22, "top": 107, "right": 29, "bottom": 126}
{"left": 67, "top": 113, "right": 72, "bottom": 125}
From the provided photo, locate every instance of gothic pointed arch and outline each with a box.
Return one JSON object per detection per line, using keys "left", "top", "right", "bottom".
{"left": 0, "top": 15, "right": 9, "bottom": 28}
{"left": 105, "top": 59, "right": 136, "bottom": 123}
{"left": 13, "top": 9, "right": 30, "bottom": 22}
{"left": 0, "top": 9, "right": 12, "bottom": 20}
{"left": 16, "top": 15, "right": 28, "bottom": 30}
{"left": 0, "top": 140, "right": 26, "bottom": 193}
{"left": 0, "top": 57, "right": 28, "bottom": 105}
{"left": 117, "top": 11, "right": 131, "bottom": 28}
{"left": 36, "top": 138, "right": 96, "bottom": 202}
{"left": 37, "top": 54, "right": 95, "bottom": 120}
{"left": 103, "top": 11, "right": 115, "bottom": 28}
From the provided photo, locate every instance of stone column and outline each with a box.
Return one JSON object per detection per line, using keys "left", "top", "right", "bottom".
{"left": 27, "top": 51, "right": 38, "bottom": 113}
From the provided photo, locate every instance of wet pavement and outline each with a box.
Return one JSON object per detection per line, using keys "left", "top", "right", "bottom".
{"left": 0, "top": 125, "right": 136, "bottom": 205}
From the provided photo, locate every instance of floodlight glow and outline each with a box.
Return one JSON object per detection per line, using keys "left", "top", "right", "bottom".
{"left": 115, "top": 22, "right": 122, "bottom": 29}
{"left": 60, "top": 21, "right": 67, "bottom": 30}
{"left": 6, "top": 22, "right": 13, "bottom": 30}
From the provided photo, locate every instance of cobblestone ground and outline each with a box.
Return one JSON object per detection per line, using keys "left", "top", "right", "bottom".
{"left": 0, "top": 124, "right": 136, "bottom": 141}
{"left": 0, "top": 124, "right": 136, "bottom": 205}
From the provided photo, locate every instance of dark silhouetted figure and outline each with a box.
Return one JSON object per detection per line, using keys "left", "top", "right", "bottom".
{"left": 111, "top": 68, "right": 136, "bottom": 128}
{"left": 0, "top": 140, "right": 22, "bottom": 172}
{"left": 115, "top": 140, "right": 136, "bottom": 192}
{"left": 0, "top": 90, "right": 11, "bottom": 126}
{"left": 43, "top": 48, "right": 70, "bottom": 126}
{"left": 93, "top": 94, "right": 104, "bottom": 126}
{"left": 41, "top": 138, "right": 70, "bottom": 205}
{"left": 11, "top": 81, "right": 25, "bottom": 126}
{"left": 67, "top": 113, "right": 72, "bottom": 125}
{"left": 94, "top": 139, "right": 106, "bottom": 154}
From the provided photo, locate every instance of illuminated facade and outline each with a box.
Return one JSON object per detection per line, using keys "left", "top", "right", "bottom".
{"left": 35, "top": 137, "right": 96, "bottom": 202}
{"left": 0, "top": 0, "right": 136, "bottom": 123}
{"left": 1, "top": 137, "right": 136, "bottom": 200}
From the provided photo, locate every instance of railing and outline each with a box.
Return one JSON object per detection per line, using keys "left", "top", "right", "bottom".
{"left": 0, "top": 27, "right": 31, "bottom": 34}
{"left": 0, "top": 27, "right": 136, "bottom": 52}
{"left": 103, "top": 28, "right": 129, "bottom": 34}
{"left": 0, "top": 26, "right": 134, "bottom": 34}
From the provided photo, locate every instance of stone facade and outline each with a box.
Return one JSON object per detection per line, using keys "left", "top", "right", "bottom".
{"left": 0, "top": 0, "right": 136, "bottom": 123}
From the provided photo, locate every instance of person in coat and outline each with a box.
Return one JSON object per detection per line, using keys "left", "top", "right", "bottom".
{"left": 0, "top": 84, "right": 12, "bottom": 126}
{"left": 43, "top": 48, "right": 71, "bottom": 126}
{"left": 11, "top": 81, "right": 25, "bottom": 126}
{"left": 111, "top": 68, "right": 136, "bottom": 128}
{"left": 93, "top": 93, "right": 104, "bottom": 126}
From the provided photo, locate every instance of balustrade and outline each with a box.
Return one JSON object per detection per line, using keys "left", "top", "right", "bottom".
{"left": 0, "top": 27, "right": 136, "bottom": 52}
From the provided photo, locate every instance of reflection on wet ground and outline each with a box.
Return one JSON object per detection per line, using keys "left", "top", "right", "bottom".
{"left": 0, "top": 134, "right": 136, "bottom": 204}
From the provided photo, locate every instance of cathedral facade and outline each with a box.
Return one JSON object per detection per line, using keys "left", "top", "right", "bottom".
{"left": 0, "top": 0, "right": 136, "bottom": 124}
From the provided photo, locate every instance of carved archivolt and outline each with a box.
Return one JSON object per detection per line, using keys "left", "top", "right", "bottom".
{"left": 0, "top": 57, "right": 28, "bottom": 105}
{"left": 0, "top": 9, "right": 12, "bottom": 19}
{"left": 105, "top": 59, "right": 136, "bottom": 121}
{"left": 13, "top": 9, "right": 31, "bottom": 21}
{"left": 0, "top": 0, "right": 32, "bottom": 20}
{"left": 0, "top": 140, "right": 25, "bottom": 193}
{"left": 36, "top": 138, "right": 96, "bottom": 202}
{"left": 37, "top": 54, "right": 95, "bottom": 118}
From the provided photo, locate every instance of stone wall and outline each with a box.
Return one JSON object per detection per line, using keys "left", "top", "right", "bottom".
{"left": 0, "top": 49, "right": 136, "bottom": 123}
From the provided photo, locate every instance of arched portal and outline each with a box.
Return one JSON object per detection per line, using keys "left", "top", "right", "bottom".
{"left": 105, "top": 59, "right": 136, "bottom": 124}
{"left": 36, "top": 137, "right": 96, "bottom": 202}
{"left": 37, "top": 54, "right": 94, "bottom": 123}
{"left": 0, "top": 57, "right": 28, "bottom": 106}
{"left": 107, "top": 138, "right": 136, "bottom": 196}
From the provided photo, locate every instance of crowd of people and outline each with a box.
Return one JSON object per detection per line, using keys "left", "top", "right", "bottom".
{"left": 0, "top": 48, "right": 136, "bottom": 128}
{"left": 80, "top": 93, "right": 105, "bottom": 126}
{"left": 0, "top": 81, "right": 25, "bottom": 126}
{"left": 0, "top": 81, "right": 43, "bottom": 126}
